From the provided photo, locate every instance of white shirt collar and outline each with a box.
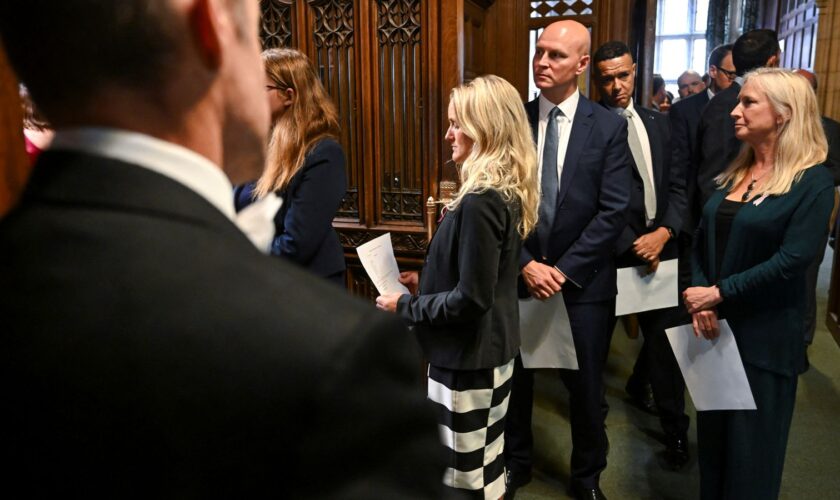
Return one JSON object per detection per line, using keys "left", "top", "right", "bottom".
{"left": 50, "top": 127, "right": 235, "bottom": 220}
{"left": 607, "top": 97, "right": 637, "bottom": 116}
{"left": 707, "top": 88, "right": 716, "bottom": 99}
{"left": 734, "top": 75, "right": 745, "bottom": 87}
{"left": 539, "top": 91, "right": 580, "bottom": 122}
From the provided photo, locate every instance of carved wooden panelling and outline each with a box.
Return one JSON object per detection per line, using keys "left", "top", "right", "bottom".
{"left": 261, "top": 0, "right": 294, "bottom": 48}
{"left": 338, "top": 229, "right": 428, "bottom": 254}
{"left": 377, "top": 0, "right": 424, "bottom": 223}
{"left": 529, "top": 0, "right": 594, "bottom": 18}
{"left": 309, "top": 0, "right": 361, "bottom": 221}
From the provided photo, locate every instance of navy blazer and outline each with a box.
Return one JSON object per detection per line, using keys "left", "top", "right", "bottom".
{"left": 696, "top": 83, "right": 742, "bottom": 207}
{"left": 605, "top": 103, "right": 685, "bottom": 264}
{"left": 521, "top": 95, "right": 632, "bottom": 303}
{"left": 235, "top": 138, "right": 347, "bottom": 280}
{"left": 821, "top": 116, "right": 840, "bottom": 185}
{"left": 397, "top": 190, "right": 521, "bottom": 370}
{"left": 692, "top": 166, "right": 834, "bottom": 375}
{"left": 669, "top": 90, "right": 710, "bottom": 233}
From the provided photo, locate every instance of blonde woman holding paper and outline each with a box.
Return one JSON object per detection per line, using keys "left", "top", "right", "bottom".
{"left": 375, "top": 75, "right": 538, "bottom": 499}
{"left": 683, "top": 68, "right": 833, "bottom": 500}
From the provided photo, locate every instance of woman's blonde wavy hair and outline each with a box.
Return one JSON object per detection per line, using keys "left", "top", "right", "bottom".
{"left": 715, "top": 67, "right": 828, "bottom": 196}
{"left": 255, "top": 48, "right": 339, "bottom": 197}
{"left": 447, "top": 75, "right": 539, "bottom": 238}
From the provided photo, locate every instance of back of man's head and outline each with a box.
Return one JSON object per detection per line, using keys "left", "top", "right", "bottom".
{"left": 0, "top": 1, "right": 187, "bottom": 124}
{"left": 708, "top": 44, "right": 734, "bottom": 70}
{"left": 732, "top": 29, "right": 779, "bottom": 76}
{"left": 593, "top": 41, "right": 632, "bottom": 66}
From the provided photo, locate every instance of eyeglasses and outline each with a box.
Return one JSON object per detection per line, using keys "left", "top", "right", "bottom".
{"left": 715, "top": 66, "right": 737, "bottom": 81}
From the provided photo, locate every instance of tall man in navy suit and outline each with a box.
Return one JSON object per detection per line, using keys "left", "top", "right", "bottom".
{"left": 669, "top": 43, "right": 734, "bottom": 238}
{"left": 696, "top": 29, "right": 780, "bottom": 207}
{"left": 504, "top": 20, "right": 632, "bottom": 500}
{"left": 592, "top": 41, "right": 690, "bottom": 470}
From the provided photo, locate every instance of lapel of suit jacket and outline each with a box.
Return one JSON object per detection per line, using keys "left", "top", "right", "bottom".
{"left": 557, "top": 96, "right": 594, "bottom": 207}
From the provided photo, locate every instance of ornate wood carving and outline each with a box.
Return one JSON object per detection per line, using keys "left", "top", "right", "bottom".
{"left": 337, "top": 228, "right": 428, "bottom": 254}
{"left": 308, "top": 0, "right": 361, "bottom": 221}
{"left": 260, "top": 0, "right": 294, "bottom": 48}
{"left": 376, "top": 0, "right": 424, "bottom": 223}
{"left": 529, "top": 0, "right": 594, "bottom": 18}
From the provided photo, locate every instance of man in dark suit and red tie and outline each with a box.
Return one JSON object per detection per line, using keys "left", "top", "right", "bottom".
{"left": 504, "top": 20, "right": 632, "bottom": 500}
{"left": 0, "top": 0, "right": 441, "bottom": 497}
{"left": 592, "top": 40, "right": 690, "bottom": 470}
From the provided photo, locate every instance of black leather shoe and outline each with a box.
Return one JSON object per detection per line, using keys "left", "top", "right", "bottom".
{"left": 505, "top": 469, "right": 531, "bottom": 499}
{"left": 626, "top": 381, "right": 658, "bottom": 415}
{"left": 664, "top": 433, "right": 690, "bottom": 470}
{"left": 569, "top": 484, "right": 607, "bottom": 500}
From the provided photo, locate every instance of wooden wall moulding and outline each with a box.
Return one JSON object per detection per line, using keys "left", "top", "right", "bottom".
{"left": 260, "top": 0, "right": 295, "bottom": 49}
{"left": 374, "top": 0, "right": 426, "bottom": 226}
{"left": 308, "top": 0, "right": 362, "bottom": 222}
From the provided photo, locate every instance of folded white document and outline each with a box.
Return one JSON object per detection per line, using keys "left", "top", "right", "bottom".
{"left": 665, "top": 320, "right": 757, "bottom": 411}
{"left": 615, "top": 258, "right": 679, "bottom": 316}
{"left": 234, "top": 193, "right": 282, "bottom": 254}
{"left": 519, "top": 294, "right": 578, "bottom": 370}
{"left": 356, "top": 233, "right": 410, "bottom": 296}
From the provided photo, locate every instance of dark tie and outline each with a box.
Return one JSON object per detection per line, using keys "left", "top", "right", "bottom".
{"left": 538, "top": 107, "right": 562, "bottom": 256}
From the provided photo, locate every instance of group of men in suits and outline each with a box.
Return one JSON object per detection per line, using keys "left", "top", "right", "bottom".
{"left": 505, "top": 23, "right": 840, "bottom": 500}
{"left": 504, "top": 20, "right": 695, "bottom": 500}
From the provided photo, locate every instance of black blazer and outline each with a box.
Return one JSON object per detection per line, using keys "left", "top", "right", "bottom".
{"left": 397, "top": 190, "right": 521, "bottom": 370}
{"left": 696, "top": 83, "right": 742, "bottom": 206}
{"left": 821, "top": 116, "right": 840, "bottom": 185}
{"left": 235, "top": 138, "right": 347, "bottom": 280}
{"left": 669, "top": 90, "right": 710, "bottom": 233}
{"left": 0, "top": 151, "right": 442, "bottom": 498}
{"left": 521, "top": 95, "right": 632, "bottom": 303}
{"left": 605, "top": 103, "right": 685, "bottom": 265}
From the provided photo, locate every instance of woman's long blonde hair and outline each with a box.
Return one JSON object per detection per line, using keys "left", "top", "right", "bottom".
{"left": 255, "top": 48, "right": 339, "bottom": 197}
{"left": 715, "top": 68, "right": 828, "bottom": 196}
{"left": 446, "top": 75, "right": 539, "bottom": 238}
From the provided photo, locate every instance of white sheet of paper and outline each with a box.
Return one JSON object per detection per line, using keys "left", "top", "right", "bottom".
{"left": 519, "top": 294, "right": 578, "bottom": 369}
{"left": 615, "top": 258, "right": 679, "bottom": 316}
{"left": 356, "top": 233, "right": 410, "bottom": 295}
{"left": 665, "top": 320, "right": 757, "bottom": 411}
{"left": 234, "top": 193, "right": 282, "bottom": 254}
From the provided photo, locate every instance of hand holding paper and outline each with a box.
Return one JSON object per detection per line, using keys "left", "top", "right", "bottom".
{"left": 356, "top": 233, "right": 410, "bottom": 295}
{"left": 665, "top": 320, "right": 756, "bottom": 411}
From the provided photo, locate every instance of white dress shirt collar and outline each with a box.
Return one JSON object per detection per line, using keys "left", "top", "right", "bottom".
{"left": 707, "top": 88, "right": 716, "bottom": 100}
{"left": 50, "top": 127, "right": 236, "bottom": 220}
{"left": 539, "top": 91, "right": 580, "bottom": 123}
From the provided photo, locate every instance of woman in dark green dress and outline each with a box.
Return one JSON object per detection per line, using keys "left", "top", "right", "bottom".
{"left": 683, "top": 68, "right": 834, "bottom": 499}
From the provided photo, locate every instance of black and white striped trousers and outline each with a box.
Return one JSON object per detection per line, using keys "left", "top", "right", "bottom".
{"left": 427, "top": 358, "right": 514, "bottom": 499}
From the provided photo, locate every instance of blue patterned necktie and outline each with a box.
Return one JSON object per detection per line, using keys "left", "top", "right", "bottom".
{"left": 538, "top": 107, "right": 562, "bottom": 256}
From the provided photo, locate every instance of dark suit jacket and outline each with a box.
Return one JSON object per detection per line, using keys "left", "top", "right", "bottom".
{"left": 696, "top": 83, "right": 742, "bottom": 206}
{"left": 521, "top": 95, "right": 632, "bottom": 303}
{"left": 398, "top": 190, "right": 521, "bottom": 370}
{"left": 0, "top": 151, "right": 442, "bottom": 498}
{"left": 605, "top": 103, "right": 684, "bottom": 266}
{"left": 692, "top": 166, "right": 834, "bottom": 375}
{"left": 821, "top": 116, "right": 840, "bottom": 185}
{"left": 235, "top": 138, "right": 347, "bottom": 280}
{"left": 669, "top": 90, "right": 710, "bottom": 233}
